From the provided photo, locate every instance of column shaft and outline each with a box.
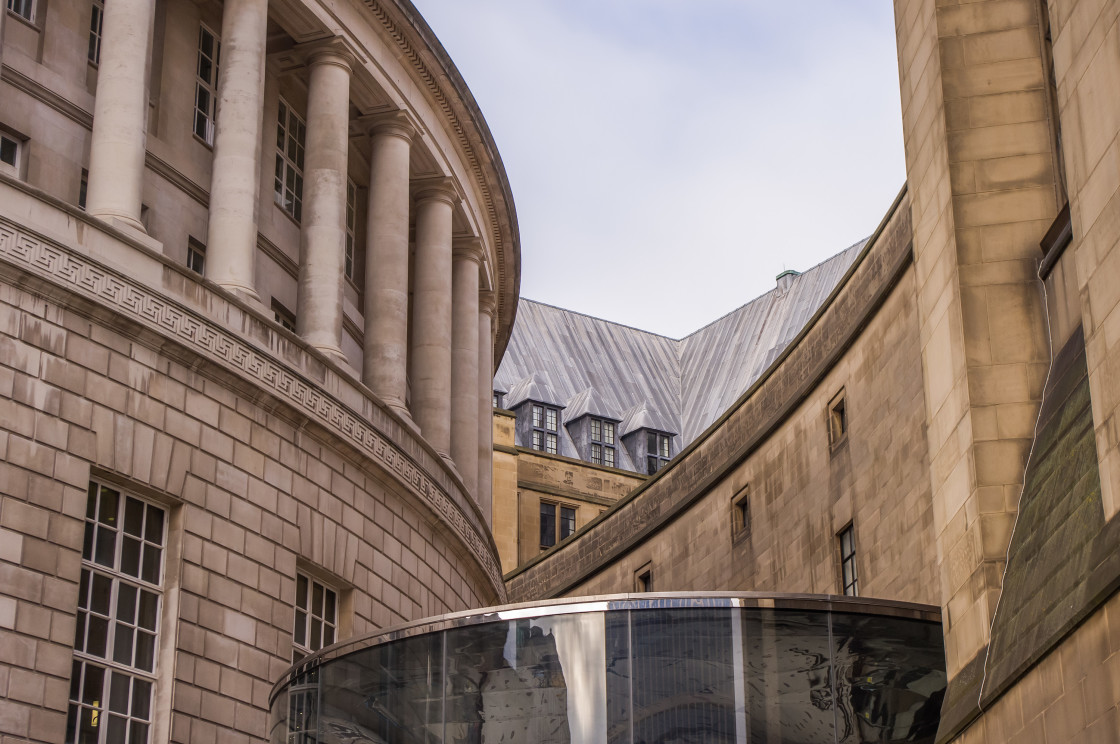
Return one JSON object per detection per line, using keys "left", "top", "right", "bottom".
{"left": 363, "top": 120, "right": 413, "bottom": 412}
{"left": 205, "top": 0, "right": 269, "bottom": 299}
{"left": 296, "top": 50, "right": 351, "bottom": 358}
{"left": 410, "top": 188, "right": 456, "bottom": 456}
{"left": 477, "top": 295, "right": 496, "bottom": 523}
{"left": 86, "top": 0, "right": 155, "bottom": 230}
{"left": 451, "top": 244, "right": 481, "bottom": 494}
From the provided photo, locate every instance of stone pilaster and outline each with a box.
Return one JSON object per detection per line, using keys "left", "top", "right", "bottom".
{"left": 362, "top": 112, "right": 415, "bottom": 415}
{"left": 296, "top": 43, "right": 352, "bottom": 360}
{"left": 85, "top": 0, "right": 155, "bottom": 233}
{"left": 451, "top": 239, "right": 482, "bottom": 495}
{"left": 478, "top": 291, "right": 497, "bottom": 523}
{"left": 410, "top": 178, "right": 458, "bottom": 457}
{"left": 893, "top": 0, "right": 1059, "bottom": 706}
{"left": 205, "top": 0, "right": 269, "bottom": 301}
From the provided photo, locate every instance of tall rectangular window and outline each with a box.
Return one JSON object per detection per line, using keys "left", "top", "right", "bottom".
{"left": 0, "top": 131, "right": 22, "bottom": 178}
{"left": 88, "top": 0, "right": 104, "bottom": 64}
{"left": 79, "top": 169, "right": 89, "bottom": 210}
{"left": 839, "top": 524, "right": 858, "bottom": 596}
{"left": 529, "top": 403, "right": 560, "bottom": 454}
{"left": 293, "top": 573, "right": 337, "bottom": 663}
{"left": 194, "top": 25, "right": 220, "bottom": 146}
{"left": 539, "top": 502, "right": 556, "bottom": 549}
{"left": 274, "top": 99, "right": 306, "bottom": 221}
{"left": 645, "top": 431, "right": 672, "bottom": 475}
{"left": 589, "top": 417, "right": 616, "bottom": 467}
{"left": 559, "top": 506, "right": 576, "bottom": 541}
{"left": 68, "top": 482, "right": 165, "bottom": 744}
{"left": 344, "top": 179, "right": 357, "bottom": 281}
{"left": 7, "top": 0, "right": 34, "bottom": 21}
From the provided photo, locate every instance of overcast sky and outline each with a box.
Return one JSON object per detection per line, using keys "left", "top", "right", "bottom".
{"left": 411, "top": 0, "right": 905, "bottom": 338}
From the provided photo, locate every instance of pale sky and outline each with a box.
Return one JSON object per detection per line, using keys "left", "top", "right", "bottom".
{"left": 411, "top": 0, "right": 906, "bottom": 338}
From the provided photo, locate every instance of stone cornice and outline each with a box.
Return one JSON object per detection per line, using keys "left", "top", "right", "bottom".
{"left": 0, "top": 206, "right": 506, "bottom": 599}
{"left": 504, "top": 186, "right": 914, "bottom": 598}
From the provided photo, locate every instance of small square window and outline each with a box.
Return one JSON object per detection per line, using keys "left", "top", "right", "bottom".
{"left": 634, "top": 563, "right": 652, "bottom": 593}
{"left": 272, "top": 299, "right": 296, "bottom": 332}
{"left": 828, "top": 389, "right": 848, "bottom": 448}
{"left": 731, "top": 486, "right": 750, "bottom": 541}
{"left": 187, "top": 238, "right": 206, "bottom": 275}
{"left": 0, "top": 133, "right": 22, "bottom": 176}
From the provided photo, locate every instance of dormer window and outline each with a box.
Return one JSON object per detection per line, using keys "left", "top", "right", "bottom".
{"left": 492, "top": 391, "right": 503, "bottom": 409}
{"left": 590, "top": 418, "right": 616, "bottom": 467}
{"left": 646, "top": 431, "right": 672, "bottom": 474}
{"left": 531, "top": 404, "right": 559, "bottom": 454}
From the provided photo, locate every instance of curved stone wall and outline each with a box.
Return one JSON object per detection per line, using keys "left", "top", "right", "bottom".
{"left": 0, "top": 0, "right": 516, "bottom": 740}
{"left": 505, "top": 190, "right": 939, "bottom": 606}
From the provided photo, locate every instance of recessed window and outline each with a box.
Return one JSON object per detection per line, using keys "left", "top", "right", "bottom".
{"left": 0, "top": 132, "right": 22, "bottom": 177}
{"left": 530, "top": 403, "right": 560, "bottom": 454}
{"left": 635, "top": 563, "right": 653, "bottom": 593}
{"left": 839, "top": 524, "right": 858, "bottom": 597}
{"left": 68, "top": 481, "right": 166, "bottom": 744}
{"left": 828, "top": 389, "right": 848, "bottom": 448}
{"left": 274, "top": 99, "right": 306, "bottom": 221}
{"left": 87, "top": 0, "right": 104, "bottom": 64}
{"left": 186, "top": 238, "right": 205, "bottom": 275}
{"left": 344, "top": 179, "right": 357, "bottom": 282}
{"left": 194, "top": 24, "right": 220, "bottom": 146}
{"left": 589, "top": 418, "right": 617, "bottom": 467}
{"left": 540, "top": 502, "right": 577, "bottom": 550}
{"left": 7, "top": 0, "right": 34, "bottom": 22}
{"left": 645, "top": 431, "right": 672, "bottom": 475}
{"left": 79, "top": 169, "right": 89, "bottom": 210}
{"left": 731, "top": 486, "right": 750, "bottom": 541}
{"left": 272, "top": 299, "right": 296, "bottom": 332}
{"left": 293, "top": 572, "right": 337, "bottom": 663}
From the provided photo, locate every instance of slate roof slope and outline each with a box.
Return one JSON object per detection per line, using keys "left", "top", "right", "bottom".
{"left": 494, "top": 240, "right": 865, "bottom": 451}
{"left": 678, "top": 240, "right": 864, "bottom": 440}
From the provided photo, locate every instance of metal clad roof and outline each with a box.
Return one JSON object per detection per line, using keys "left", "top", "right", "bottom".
{"left": 495, "top": 242, "right": 865, "bottom": 458}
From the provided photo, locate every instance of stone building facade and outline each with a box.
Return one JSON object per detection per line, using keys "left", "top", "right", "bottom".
{"left": 0, "top": 0, "right": 517, "bottom": 741}
{"left": 505, "top": 1, "right": 1120, "bottom": 742}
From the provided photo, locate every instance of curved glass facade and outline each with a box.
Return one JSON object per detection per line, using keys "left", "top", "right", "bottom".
{"left": 270, "top": 594, "right": 946, "bottom": 744}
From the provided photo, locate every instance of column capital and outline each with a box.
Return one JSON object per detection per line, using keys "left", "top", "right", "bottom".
{"left": 358, "top": 109, "right": 421, "bottom": 142}
{"left": 299, "top": 37, "right": 357, "bottom": 72}
{"left": 412, "top": 176, "right": 460, "bottom": 206}
{"left": 452, "top": 237, "right": 485, "bottom": 264}
{"left": 479, "top": 291, "right": 498, "bottom": 316}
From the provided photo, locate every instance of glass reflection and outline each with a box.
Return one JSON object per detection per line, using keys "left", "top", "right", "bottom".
{"left": 270, "top": 602, "right": 947, "bottom": 744}
{"left": 743, "top": 610, "right": 835, "bottom": 744}
{"left": 831, "top": 614, "right": 944, "bottom": 744}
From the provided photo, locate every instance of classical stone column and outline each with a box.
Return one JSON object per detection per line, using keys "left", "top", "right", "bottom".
{"left": 363, "top": 113, "right": 414, "bottom": 415}
{"left": 451, "top": 239, "right": 482, "bottom": 494}
{"left": 296, "top": 44, "right": 352, "bottom": 360}
{"left": 205, "top": 0, "right": 269, "bottom": 300}
{"left": 478, "top": 291, "right": 497, "bottom": 523}
{"left": 410, "top": 179, "right": 457, "bottom": 457}
{"left": 85, "top": 0, "right": 156, "bottom": 232}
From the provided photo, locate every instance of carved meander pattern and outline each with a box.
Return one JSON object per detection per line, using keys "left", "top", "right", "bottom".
{"left": 0, "top": 218, "right": 504, "bottom": 592}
